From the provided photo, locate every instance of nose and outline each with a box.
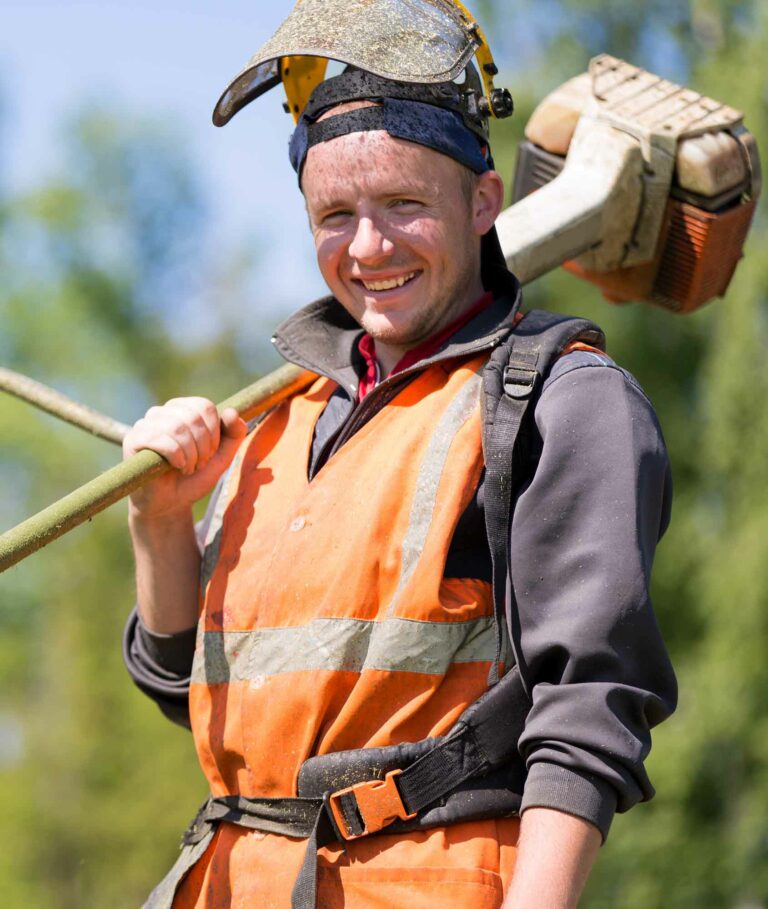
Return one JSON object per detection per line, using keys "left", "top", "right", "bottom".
{"left": 348, "top": 215, "right": 394, "bottom": 264}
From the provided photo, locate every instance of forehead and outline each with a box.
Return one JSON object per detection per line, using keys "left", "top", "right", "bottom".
{"left": 301, "top": 130, "right": 462, "bottom": 205}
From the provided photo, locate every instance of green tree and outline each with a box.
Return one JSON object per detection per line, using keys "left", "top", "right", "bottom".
{"left": 485, "top": 0, "right": 768, "bottom": 905}
{"left": 0, "top": 109, "right": 271, "bottom": 907}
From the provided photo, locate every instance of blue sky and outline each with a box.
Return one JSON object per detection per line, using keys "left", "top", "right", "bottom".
{"left": 0, "top": 1, "right": 688, "bottom": 333}
{"left": 1, "top": 0, "right": 332, "bottom": 320}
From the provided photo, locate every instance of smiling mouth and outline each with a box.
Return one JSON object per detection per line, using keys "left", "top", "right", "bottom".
{"left": 358, "top": 271, "right": 419, "bottom": 292}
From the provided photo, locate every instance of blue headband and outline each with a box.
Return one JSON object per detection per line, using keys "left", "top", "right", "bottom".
{"left": 289, "top": 97, "right": 491, "bottom": 184}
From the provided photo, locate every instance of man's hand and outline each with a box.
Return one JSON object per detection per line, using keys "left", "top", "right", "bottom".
{"left": 503, "top": 808, "right": 602, "bottom": 909}
{"left": 124, "top": 397, "right": 247, "bottom": 634}
{"left": 124, "top": 397, "right": 247, "bottom": 521}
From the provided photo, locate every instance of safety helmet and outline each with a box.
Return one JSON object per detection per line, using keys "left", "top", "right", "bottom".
{"left": 212, "top": 0, "right": 513, "bottom": 128}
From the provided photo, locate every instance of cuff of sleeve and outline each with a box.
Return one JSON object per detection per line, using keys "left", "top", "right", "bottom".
{"left": 136, "top": 616, "right": 198, "bottom": 676}
{"left": 520, "top": 762, "right": 618, "bottom": 843}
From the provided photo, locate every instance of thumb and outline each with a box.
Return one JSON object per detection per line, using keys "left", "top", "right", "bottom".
{"left": 207, "top": 408, "right": 248, "bottom": 470}
{"left": 220, "top": 407, "right": 248, "bottom": 440}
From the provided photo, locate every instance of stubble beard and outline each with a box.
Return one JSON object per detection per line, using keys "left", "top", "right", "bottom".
{"left": 359, "top": 256, "right": 482, "bottom": 350}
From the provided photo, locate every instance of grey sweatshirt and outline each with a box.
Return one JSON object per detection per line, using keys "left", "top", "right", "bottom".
{"left": 123, "top": 291, "right": 676, "bottom": 841}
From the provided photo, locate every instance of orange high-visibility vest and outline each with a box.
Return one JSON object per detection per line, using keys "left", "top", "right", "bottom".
{"left": 177, "top": 354, "right": 520, "bottom": 908}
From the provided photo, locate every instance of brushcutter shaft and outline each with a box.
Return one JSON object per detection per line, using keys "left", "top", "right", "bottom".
{"left": 1, "top": 55, "right": 759, "bottom": 571}
{"left": 497, "top": 119, "right": 643, "bottom": 283}
{"left": 0, "top": 364, "right": 315, "bottom": 572}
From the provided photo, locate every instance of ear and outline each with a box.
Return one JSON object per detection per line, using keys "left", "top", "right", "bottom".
{"left": 472, "top": 170, "right": 505, "bottom": 236}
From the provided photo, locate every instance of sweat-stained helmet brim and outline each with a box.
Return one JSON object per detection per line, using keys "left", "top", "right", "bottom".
{"left": 212, "top": 0, "right": 504, "bottom": 126}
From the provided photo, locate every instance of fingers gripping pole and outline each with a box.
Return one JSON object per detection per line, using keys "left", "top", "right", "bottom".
{"left": 0, "top": 364, "right": 316, "bottom": 572}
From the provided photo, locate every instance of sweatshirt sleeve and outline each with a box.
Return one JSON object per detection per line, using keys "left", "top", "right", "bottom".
{"left": 122, "top": 608, "right": 195, "bottom": 729}
{"left": 511, "top": 352, "right": 677, "bottom": 840}
{"left": 121, "top": 473, "right": 231, "bottom": 729}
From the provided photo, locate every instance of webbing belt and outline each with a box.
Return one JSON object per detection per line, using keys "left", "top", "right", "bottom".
{"left": 143, "top": 666, "right": 529, "bottom": 909}
{"left": 141, "top": 795, "right": 325, "bottom": 909}
{"left": 183, "top": 793, "right": 322, "bottom": 842}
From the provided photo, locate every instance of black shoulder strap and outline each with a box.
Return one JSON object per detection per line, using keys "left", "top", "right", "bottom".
{"left": 482, "top": 310, "right": 605, "bottom": 688}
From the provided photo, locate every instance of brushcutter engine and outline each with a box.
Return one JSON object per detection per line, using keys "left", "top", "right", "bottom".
{"left": 508, "top": 55, "right": 761, "bottom": 313}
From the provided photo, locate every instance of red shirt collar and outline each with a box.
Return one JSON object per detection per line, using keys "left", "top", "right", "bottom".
{"left": 357, "top": 291, "right": 494, "bottom": 401}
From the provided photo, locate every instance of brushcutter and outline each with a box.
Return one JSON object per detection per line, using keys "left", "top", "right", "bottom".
{"left": 0, "top": 40, "right": 760, "bottom": 571}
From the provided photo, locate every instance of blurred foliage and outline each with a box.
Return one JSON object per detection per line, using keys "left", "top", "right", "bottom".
{"left": 0, "top": 110, "right": 267, "bottom": 907}
{"left": 488, "top": 1, "right": 768, "bottom": 906}
{"left": 0, "top": 0, "right": 767, "bottom": 906}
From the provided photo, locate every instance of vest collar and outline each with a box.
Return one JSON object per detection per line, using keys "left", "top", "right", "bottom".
{"left": 271, "top": 269, "right": 523, "bottom": 397}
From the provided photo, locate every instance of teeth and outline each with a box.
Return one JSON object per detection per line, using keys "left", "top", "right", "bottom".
{"left": 362, "top": 272, "right": 416, "bottom": 292}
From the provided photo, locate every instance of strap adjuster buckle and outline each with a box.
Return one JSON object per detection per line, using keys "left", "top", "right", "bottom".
{"left": 503, "top": 363, "right": 537, "bottom": 399}
{"left": 328, "top": 769, "right": 416, "bottom": 841}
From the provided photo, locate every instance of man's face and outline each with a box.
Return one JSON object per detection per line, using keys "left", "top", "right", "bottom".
{"left": 302, "top": 126, "right": 502, "bottom": 357}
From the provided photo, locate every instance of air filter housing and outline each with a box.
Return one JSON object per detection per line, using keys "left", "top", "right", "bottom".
{"left": 511, "top": 63, "right": 761, "bottom": 313}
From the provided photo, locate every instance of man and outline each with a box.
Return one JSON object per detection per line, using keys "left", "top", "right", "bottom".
{"left": 123, "top": 66, "right": 676, "bottom": 909}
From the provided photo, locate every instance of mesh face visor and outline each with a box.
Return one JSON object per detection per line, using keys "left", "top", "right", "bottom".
{"left": 213, "top": 0, "right": 482, "bottom": 126}
{"left": 289, "top": 70, "right": 492, "bottom": 184}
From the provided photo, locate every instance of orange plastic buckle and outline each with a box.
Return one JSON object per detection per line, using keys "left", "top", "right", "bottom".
{"left": 328, "top": 769, "right": 416, "bottom": 840}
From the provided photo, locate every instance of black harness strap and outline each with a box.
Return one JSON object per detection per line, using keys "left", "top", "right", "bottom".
{"left": 166, "top": 666, "right": 530, "bottom": 909}
{"left": 182, "top": 794, "right": 322, "bottom": 845}
{"left": 482, "top": 310, "right": 605, "bottom": 690}
{"left": 300, "top": 69, "right": 488, "bottom": 143}
{"left": 289, "top": 664, "right": 532, "bottom": 906}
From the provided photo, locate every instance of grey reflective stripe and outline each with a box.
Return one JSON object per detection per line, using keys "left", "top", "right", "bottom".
{"left": 199, "top": 454, "right": 242, "bottom": 590}
{"left": 386, "top": 369, "right": 483, "bottom": 617}
{"left": 191, "top": 615, "right": 498, "bottom": 685}
{"left": 200, "top": 407, "right": 283, "bottom": 589}
{"left": 141, "top": 826, "right": 215, "bottom": 909}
